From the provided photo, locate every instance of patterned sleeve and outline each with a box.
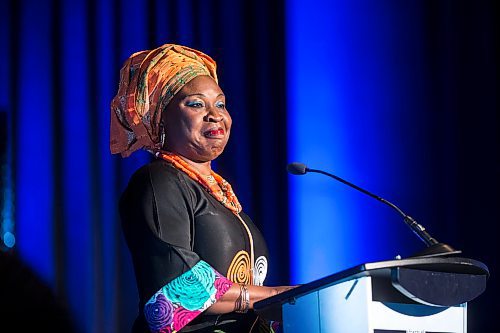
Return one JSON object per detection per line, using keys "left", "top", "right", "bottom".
{"left": 144, "top": 260, "right": 233, "bottom": 333}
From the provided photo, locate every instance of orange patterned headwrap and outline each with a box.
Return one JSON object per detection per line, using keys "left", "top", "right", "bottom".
{"left": 110, "top": 44, "right": 218, "bottom": 157}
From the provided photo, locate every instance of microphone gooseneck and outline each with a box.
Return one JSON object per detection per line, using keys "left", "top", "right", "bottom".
{"left": 286, "top": 162, "right": 459, "bottom": 257}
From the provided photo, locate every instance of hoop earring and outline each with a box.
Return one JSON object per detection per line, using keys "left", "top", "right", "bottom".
{"left": 159, "top": 122, "right": 166, "bottom": 148}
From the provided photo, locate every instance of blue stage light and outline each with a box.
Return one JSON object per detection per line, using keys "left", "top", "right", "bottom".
{"left": 287, "top": 0, "right": 427, "bottom": 284}
{"left": 3, "top": 231, "right": 15, "bottom": 248}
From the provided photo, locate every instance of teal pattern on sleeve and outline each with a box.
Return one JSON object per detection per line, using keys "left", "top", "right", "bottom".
{"left": 144, "top": 260, "right": 233, "bottom": 333}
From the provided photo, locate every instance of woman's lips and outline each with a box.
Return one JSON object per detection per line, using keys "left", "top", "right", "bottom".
{"left": 203, "top": 128, "right": 225, "bottom": 138}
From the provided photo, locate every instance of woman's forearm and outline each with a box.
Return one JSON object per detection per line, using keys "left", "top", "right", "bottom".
{"left": 205, "top": 284, "right": 295, "bottom": 315}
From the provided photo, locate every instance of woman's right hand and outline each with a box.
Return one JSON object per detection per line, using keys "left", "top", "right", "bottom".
{"left": 268, "top": 285, "right": 297, "bottom": 297}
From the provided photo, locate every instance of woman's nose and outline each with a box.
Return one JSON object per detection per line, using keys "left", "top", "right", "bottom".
{"left": 205, "top": 107, "right": 223, "bottom": 122}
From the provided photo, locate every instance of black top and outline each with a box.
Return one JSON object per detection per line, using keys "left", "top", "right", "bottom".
{"left": 120, "top": 159, "right": 270, "bottom": 332}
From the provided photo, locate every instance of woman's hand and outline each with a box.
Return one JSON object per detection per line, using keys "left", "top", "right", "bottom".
{"left": 268, "top": 285, "right": 297, "bottom": 297}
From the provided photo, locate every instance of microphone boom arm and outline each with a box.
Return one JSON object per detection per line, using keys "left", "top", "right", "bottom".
{"left": 306, "top": 168, "right": 459, "bottom": 257}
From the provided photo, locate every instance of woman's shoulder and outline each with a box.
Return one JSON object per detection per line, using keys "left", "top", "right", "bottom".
{"left": 128, "top": 158, "right": 186, "bottom": 185}
{"left": 122, "top": 159, "right": 196, "bottom": 201}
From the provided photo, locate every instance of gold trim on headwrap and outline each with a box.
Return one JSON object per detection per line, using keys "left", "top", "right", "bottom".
{"left": 110, "top": 44, "right": 218, "bottom": 157}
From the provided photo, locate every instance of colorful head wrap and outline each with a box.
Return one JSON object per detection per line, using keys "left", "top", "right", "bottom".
{"left": 110, "top": 44, "right": 218, "bottom": 157}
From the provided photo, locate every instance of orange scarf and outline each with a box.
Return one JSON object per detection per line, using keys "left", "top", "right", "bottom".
{"left": 159, "top": 152, "right": 242, "bottom": 214}
{"left": 110, "top": 44, "right": 218, "bottom": 157}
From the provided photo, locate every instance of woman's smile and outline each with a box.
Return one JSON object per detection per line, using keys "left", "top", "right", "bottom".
{"left": 203, "top": 127, "right": 225, "bottom": 138}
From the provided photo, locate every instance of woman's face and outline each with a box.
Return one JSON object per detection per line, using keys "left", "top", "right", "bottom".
{"left": 163, "top": 75, "right": 232, "bottom": 163}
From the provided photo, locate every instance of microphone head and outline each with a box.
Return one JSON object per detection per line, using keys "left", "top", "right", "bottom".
{"left": 287, "top": 162, "right": 308, "bottom": 175}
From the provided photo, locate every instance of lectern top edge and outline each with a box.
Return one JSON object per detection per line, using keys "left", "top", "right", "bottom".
{"left": 254, "top": 256, "right": 489, "bottom": 312}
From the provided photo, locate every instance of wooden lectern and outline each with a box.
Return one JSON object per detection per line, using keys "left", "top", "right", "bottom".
{"left": 254, "top": 256, "right": 488, "bottom": 333}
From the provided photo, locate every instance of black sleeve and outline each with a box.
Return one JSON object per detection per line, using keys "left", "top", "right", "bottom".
{"left": 119, "top": 161, "right": 233, "bottom": 333}
{"left": 120, "top": 161, "right": 200, "bottom": 302}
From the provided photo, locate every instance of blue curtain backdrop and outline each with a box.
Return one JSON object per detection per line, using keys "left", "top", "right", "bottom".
{"left": 1, "top": 0, "right": 498, "bottom": 332}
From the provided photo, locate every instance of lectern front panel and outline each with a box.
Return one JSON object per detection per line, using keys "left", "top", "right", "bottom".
{"left": 282, "top": 291, "right": 321, "bottom": 333}
{"left": 281, "top": 276, "right": 467, "bottom": 333}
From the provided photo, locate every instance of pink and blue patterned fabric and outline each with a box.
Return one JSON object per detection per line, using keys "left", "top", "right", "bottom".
{"left": 144, "top": 260, "right": 233, "bottom": 333}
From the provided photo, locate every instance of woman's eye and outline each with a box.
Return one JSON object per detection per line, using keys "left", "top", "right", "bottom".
{"left": 186, "top": 101, "right": 204, "bottom": 108}
{"left": 215, "top": 101, "right": 226, "bottom": 109}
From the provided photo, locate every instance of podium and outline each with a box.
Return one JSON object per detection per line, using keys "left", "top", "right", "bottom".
{"left": 254, "top": 256, "right": 488, "bottom": 333}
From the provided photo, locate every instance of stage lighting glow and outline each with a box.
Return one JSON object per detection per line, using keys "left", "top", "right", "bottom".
{"left": 287, "top": 0, "right": 426, "bottom": 284}
{"left": 3, "top": 231, "right": 15, "bottom": 248}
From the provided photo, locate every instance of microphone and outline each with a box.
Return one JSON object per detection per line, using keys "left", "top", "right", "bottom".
{"left": 287, "top": 162, "right": 459, "bottom": 257}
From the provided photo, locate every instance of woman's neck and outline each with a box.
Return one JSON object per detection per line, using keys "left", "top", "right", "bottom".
{"left": 176, "top": 154, "right": 212, "bottom": 176}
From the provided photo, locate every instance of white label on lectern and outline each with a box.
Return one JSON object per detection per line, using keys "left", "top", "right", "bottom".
{"left": 373, "top": 329, "right": 453, "bottom": 333}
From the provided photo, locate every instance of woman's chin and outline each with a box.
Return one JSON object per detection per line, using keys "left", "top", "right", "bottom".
{"left": 204, "top": 141, "right": 227, "bottom": 158}
{"left": 177, "top": 146, "right": 226, "bottom": 164}
{"left": 204, "top": 146, "right": 225, "bottom": 161}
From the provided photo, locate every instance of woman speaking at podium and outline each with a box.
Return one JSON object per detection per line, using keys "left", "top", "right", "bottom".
{"left": 110, "top": 44, "right": 294, "bottom": 333}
